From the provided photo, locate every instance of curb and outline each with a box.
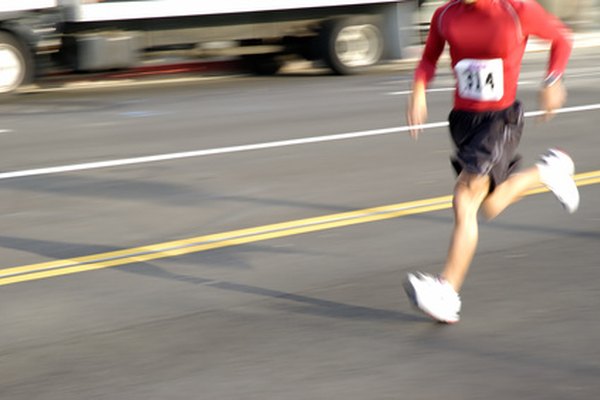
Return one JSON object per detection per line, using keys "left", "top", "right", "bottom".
{"left": 21, "top": 58, "right": 246, "bottom": 93}
{"left": 90, "top": 59, "right": 244, "bottom": 80}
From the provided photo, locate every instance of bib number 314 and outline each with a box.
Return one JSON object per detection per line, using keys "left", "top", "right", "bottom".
{"left": 455, "top": 58, "right": 504, "bottom": 102}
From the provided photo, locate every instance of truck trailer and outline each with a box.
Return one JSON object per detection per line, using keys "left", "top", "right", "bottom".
{"left": 0, "top": 0, "right": 417, "bottom": 94}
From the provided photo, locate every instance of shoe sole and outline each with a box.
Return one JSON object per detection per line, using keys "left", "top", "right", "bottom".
{"left": 403, "top": 278, "right": 418, "bottom": 307}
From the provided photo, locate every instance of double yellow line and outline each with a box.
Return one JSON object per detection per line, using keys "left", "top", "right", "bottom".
{"left": 2, "top": 170, "right": 599, "bottom": 287}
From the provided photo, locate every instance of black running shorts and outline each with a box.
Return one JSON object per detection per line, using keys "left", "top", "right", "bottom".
{"left": 448, "top": 101, "right": 524, "bottom": 192}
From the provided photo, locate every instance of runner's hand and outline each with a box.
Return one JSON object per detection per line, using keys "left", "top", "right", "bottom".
{"left": 407, "top": 81, "right": 428, "bottom": 140}
{"left": 539, "top": 79, "right": 566, "bottom": 121}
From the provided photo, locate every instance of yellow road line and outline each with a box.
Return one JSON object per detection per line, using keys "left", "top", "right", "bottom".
{"left": 1, "top": 170, "right": 599, "bottom": 287}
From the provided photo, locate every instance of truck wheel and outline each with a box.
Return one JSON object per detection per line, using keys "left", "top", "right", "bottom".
{"left": 319, "top": 17, "right": 383, "bottom": 75}
{"left": 0, "top": 32, "right": 33, "bottom": 94}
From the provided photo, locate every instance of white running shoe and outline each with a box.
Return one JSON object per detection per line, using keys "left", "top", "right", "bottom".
{"left": 403, "top": 272, "right": 461, "bottom": 324}
{"left": 536, "top": 148, "right": 579, "bottom": 213}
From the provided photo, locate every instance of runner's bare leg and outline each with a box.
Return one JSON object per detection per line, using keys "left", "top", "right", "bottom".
{"left": 482, "top": 167, "right": 541, "bottom": 219}
{"left": 441, "top": 172, "right": 490, "bottom": 292}
{"left": 443, "top": 167, "right": 543, "bottom": 291}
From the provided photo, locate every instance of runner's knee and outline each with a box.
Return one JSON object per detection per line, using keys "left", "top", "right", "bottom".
{"left": 453, "top": 175, "right": 489, "bottom": 218}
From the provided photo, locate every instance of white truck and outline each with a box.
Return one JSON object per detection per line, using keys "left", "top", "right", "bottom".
{"left": 0, "top": 0, "right": 416, "bottom": 94}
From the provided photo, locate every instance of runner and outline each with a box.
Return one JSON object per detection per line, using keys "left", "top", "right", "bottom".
{"left": 404, "top": 0, "right": 579, "bottom": 323}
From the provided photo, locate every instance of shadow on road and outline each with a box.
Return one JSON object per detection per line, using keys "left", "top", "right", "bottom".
{"left": 0, "top": 234, "right": 426, "bottom": 324}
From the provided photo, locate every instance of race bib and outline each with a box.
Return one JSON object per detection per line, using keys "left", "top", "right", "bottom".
{"left": 455, "top": 58, "right": 504, "bottom": 101}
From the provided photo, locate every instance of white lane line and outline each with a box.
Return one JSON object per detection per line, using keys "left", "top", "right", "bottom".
{"left": 524, "top": 103, "right": 600, "bottom": 118}
{"left": 388, "top": 87, "right": 454, "bottom": 96}
{"left": 1, "top": 103, "right": 600, "bottom": 181}
{"left": 0, "top": 122, "right": 446, "bottom": 180}
{"left": 388, "top": 81, "right": 534, "bottom": 95}
{"left": 387, "top": 66, "right": 600, "bottom": 96}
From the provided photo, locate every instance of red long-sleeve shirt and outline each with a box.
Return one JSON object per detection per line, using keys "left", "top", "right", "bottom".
{"left": 415, "top": 0, "right": 572, "bottom": 111}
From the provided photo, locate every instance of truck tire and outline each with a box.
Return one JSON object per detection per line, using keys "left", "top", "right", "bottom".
{"left": 319, "top": 17, "right": 383, "bottom": 75}
{"left": 0, "top": 31, "right": 33, "bottom": 94}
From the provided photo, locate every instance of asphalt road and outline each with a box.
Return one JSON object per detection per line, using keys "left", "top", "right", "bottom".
{"left": 1, "top": 47, "right": 599, "bottom": 400}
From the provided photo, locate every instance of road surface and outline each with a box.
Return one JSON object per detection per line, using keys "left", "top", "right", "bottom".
{"left": 1, "top": 47, "right": 599, "bottom": 400}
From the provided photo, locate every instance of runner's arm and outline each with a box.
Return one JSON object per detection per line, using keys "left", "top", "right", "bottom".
{"left": 414, "top": 9, "right": 446, "bottom": 86}
{"left": 519, "top": 0, "right": 573, "bottom": 81}
{"left": 408, "top": 9, "right": 446, "bottom": 138}
{"left": 519, "top": 1, "right": 573, "bottom": 119}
